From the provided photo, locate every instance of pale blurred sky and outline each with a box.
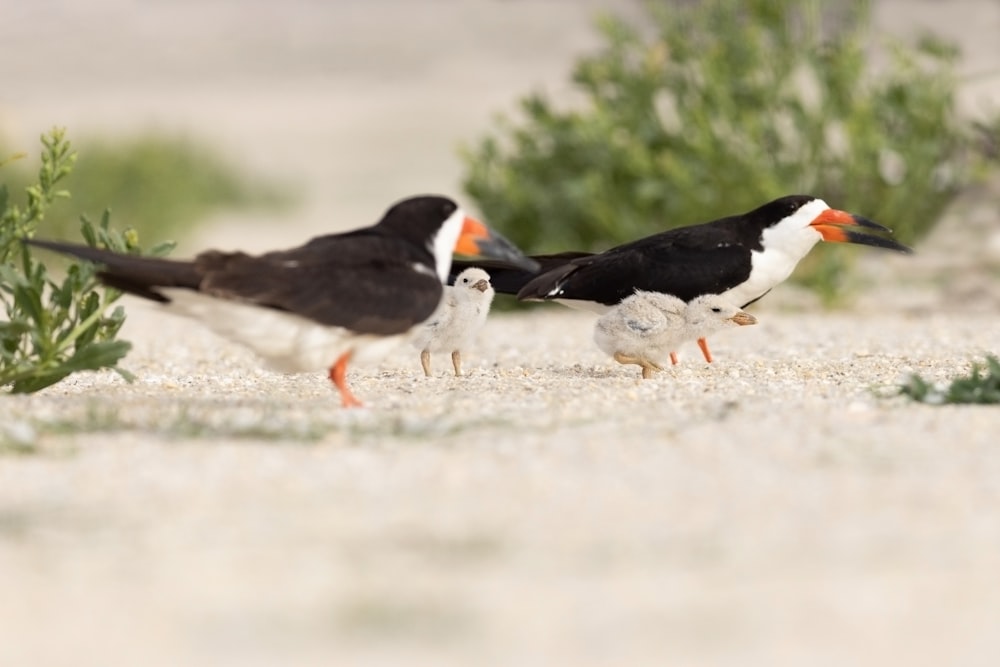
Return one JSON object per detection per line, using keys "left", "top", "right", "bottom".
{"left": 1, "top": 0, "right": 997, "bottom": 249}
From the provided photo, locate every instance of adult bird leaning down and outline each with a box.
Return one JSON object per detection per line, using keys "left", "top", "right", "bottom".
{"left": 451, "top": 194, "right": 913, "bottom": 363}
{"left": 26, "top": 195, "right": 538, "bottom": 408}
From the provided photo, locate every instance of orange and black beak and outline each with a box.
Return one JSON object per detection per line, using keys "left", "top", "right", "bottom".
{"left": 808, "top": 209, "right": 913, "bottom": 253}
{"left": 454, "top": 217, "right": 540, "bottom": 271}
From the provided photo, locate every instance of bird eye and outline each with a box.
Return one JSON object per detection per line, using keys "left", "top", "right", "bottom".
{"left": 462, "top": 278, "right": 468, "bottom": 283}
{"left": 711, "top": 307, "right": 722, "bottom": 313}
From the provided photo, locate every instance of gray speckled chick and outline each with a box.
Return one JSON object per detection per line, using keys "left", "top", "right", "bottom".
{"left": 594, "top": 291, "right": 756, "bottom": 379}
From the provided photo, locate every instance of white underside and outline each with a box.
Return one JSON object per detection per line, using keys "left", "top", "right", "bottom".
{"left": 719, "top": 239, "right": 819, "bottom": 306}
{"left": 160, "top": 289, "right": 410, "bottom": 373}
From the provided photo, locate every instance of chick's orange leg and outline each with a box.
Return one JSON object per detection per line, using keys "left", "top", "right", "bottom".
{"left": 697, "top": 338, "right": 713, "bottom": 363}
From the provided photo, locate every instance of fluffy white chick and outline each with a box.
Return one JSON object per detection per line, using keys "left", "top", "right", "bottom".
{"left": 412, "top": 267, "right": 495, "bottom": 376}
{"left": 594, "top": 292, "right": 757, "bottom": 379}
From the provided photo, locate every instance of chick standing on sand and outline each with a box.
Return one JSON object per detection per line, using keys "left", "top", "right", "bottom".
{"left": 413, "top": 268, "right": 495, "bottom": 376}
{"left": 594, "top": 292, "right": 757, "bottom": 379}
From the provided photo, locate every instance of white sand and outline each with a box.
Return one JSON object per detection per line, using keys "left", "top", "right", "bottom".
{"left": 1, "top": 298, "right": 999, "bottom": 667}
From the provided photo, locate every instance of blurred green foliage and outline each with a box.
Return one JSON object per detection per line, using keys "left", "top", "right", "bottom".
{"left": 462, "top": 0, "right": 998, "bottom": 304}
{"left": 1, "top": 133, "right": 295, "bottom": 246}
{"left": 899, "top": 356, "right": 1000, "bottom": 405}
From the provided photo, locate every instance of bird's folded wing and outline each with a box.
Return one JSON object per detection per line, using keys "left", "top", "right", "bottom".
{"left": 518, "top": 244, "right": 752, "bottom": 305}
{"left": 196, "top": 236, "right": 443, "bottom": 335}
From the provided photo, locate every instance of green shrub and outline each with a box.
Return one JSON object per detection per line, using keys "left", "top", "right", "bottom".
{"left": 462, "top": 0, "right": 994, "bottom": 303}
{"left": 2, "top": 133, "right": 294, "bottom": 247}
{"left": 1, "top": 129, "right": 172, "bottom": 393}
{"left": 899, "top": 356, "right": 1000, "bottom": 405}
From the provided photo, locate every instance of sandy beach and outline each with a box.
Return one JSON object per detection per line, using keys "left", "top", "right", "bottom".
{"left": 2, "top": 1, "right": 1000, "bottom": 665}
{"left": 2, "top": 301, "right": 1000, "bottom": 667}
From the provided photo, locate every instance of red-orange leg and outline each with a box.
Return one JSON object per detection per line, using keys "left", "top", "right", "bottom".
{"left": 329, "top": 352, "right": 363, "bottom": 408}
{"left": 697, "top": 338, "right": 713, "bottom": 363}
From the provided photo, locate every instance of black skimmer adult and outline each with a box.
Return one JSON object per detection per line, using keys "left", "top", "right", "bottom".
{"left": 411, "top": 267, "right": 494, "bottom": 377}
{"left": 453, "top": 194, "right": 912, "bottom": 361}
{"left": 25, "top": 195, "right": 536, "bottom": 407}
{"left": 594, "top": 292, "right": 756, "bottom": 379}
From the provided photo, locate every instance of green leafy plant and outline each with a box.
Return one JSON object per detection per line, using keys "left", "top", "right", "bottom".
{"left": 899, "top": 356, "right": 1000, "bottom": 405}
{"left": 1, "top": 128, "right": 173, "bottom": 393}
{"left": 462, "top": 0, "right": 996, "bottom": 303}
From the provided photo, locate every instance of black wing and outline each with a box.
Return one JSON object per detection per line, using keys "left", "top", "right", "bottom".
{"left": 518, "top": 225, "right": 754, "bottom": 305}
{"left": 196, "top": 234, "right": 442, "bottom": 335}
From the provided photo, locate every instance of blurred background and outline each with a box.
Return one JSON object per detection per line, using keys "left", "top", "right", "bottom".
{"left": 2, "top": 1, "right": 998, "bottom": 265}
{"left": 2, "top": 0, "right": 644, "bottom": 250}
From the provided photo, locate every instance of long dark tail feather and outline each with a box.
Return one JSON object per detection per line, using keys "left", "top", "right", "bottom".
{"left": 96, "top": 272, "right": 172, "bottom": 303}
{"left": 450, "top": 251, "right": 594, "bottom": 295}
{"left": 24, "top": 238, "right": 202, "bottom": 302}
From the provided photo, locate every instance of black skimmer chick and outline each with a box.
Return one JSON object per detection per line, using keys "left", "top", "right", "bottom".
{"left": 594, "top": 292, "right": 757, "bottom": 379}
{"left": 411, "top": 267, "right": 494, "bottom": 377}
{"left": 25, "top": 195, "right": 536, "bottom": 408}
{"left": 454, "top": 194, "right": 911, "bottom": 361}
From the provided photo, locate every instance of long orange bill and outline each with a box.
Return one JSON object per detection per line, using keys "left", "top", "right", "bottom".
{"left": 453, "top": 216, "right": 540, "bottom": 271}
{"left": 329, "top": 352, "right": 363, "bottom": 408}
{"left": 808, "top": 209, "right": 913, "bottom": 253}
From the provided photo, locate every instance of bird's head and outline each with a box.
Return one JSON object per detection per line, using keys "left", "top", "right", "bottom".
{"left": 454, "top": 267, "right": 493, "bottom": 294}
{"left": 757, "top": 195, "right": 912, "bottom": 259}
{"left": 686, "top": 295, "right": 757, "bottom": 333}
{"left": 377, "top": 195, "right": 538, "bottom": 282}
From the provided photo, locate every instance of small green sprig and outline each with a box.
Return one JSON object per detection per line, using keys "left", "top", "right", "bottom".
{"left": 1, "top": 128, "right": 173, "bottom": 394}
{"left": 899, "top": 356, "right": 1000, "bottom": 405}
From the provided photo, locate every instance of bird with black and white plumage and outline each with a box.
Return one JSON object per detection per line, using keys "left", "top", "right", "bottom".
{"left": 24, "top": 195, "right": 536, "bottom": 408}
{"left": 411, "top": 267, "right": 494, "bottom": 377}
{"left": 452, "top": 194, "right": 912, "bottom": 363}
{"left": 594, "top": 291, "right": 757, "bottom": 379}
